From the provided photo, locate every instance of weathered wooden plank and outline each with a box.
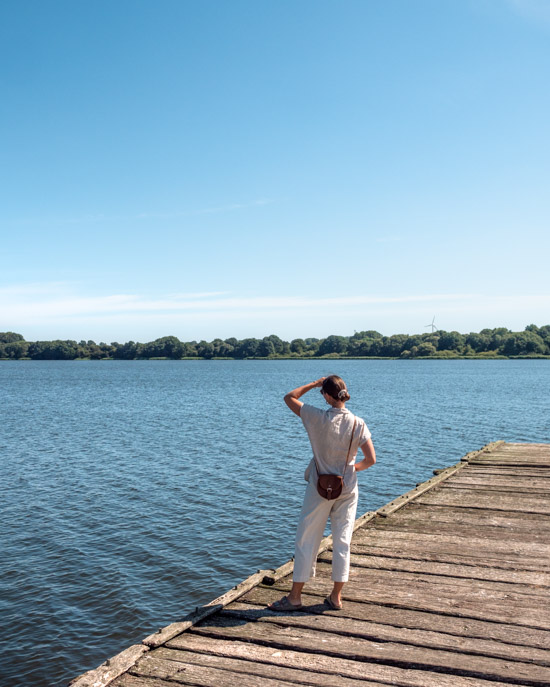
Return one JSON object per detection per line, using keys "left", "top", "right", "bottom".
{"left": 491, "top": 456, "right": 549, "bottom": 462}
{"left": 473, "top": 445, "right": 550, "bottom": 453}
{"left": 369, "top": 515, "right": 550, "bottom": 543}
{"left": 474, "top": 450, "right": 550, "bottom": 457}
{"left": 466, "top": 463, "right": 550, "bottom": 469}
{"left": 448, "top": 483, "right": 550, "bottom": 495}
{"left": 128, "top": 653, "right": 313, "bottom": 687}
{"left": 372, "top": 443, "right": 505, "bottom": 521}
{"left": 375, "top": 462, "right": 468, "bottom": 518}
{"left": 318, "top": 551, "right": 550, "bottom": 587}
{"left": 438, "top": 482, "right": 550, "bottom": 495}
{"left": 463, "top": 467, "right": 550, "bottom": 477}
{"left": 187, "top": 615, "right": 550, "bottom": 685}
{"left": 228, "top": 599, "right": 550, "bottom": 662}
{"left": 420, "top": 492, "right": 550, "bottom": 513}
{"left": 321, "top": 560, "right": 549, "bottom": 605}
{"left": 129, "top": 651, "right": 393, "bottom": 687}
{"left": 445, "top": 474, "right": 550, "bottom": 488}
{"left": 471, "top": 446, "right": 550, "bottom": 453}
{"left": 69, "top": 645, "right": 149, "bottom": 687}
{"left": 163, "top": 635, "right": 528, "bottom": 687}
{"left": 110, "top": 675, "right": 171, "bottom": 687}
{"left": 463, "top": 472, "right": 550, "bottom": 483}
{"left": 412, "top": 489, "right": 550, "bottom": 514}
{"left": 269, "top": 562, "right": 550, "bottom": 628}
{"left": 376, "top": 503, "right": 550, "bottom": 535}
{"left": 471, "top": 454, "right": 550, "bottom": 461}
{"left": 472, "top": 445, "right": 550, "bottom": 453}
{"left": 477, "top": 446, "right": 550, "bottom": 454}
{"left": 351, "top": 541, "right": 550, "bottom": 572}
{"left": 369, "top": 522, "right": 550, "bottom": 544}
{"left": 240, "top": 586, "right": 550, "bottom": 650}
{"left": 467, "top": 458, "right": 550, "bottom": 467}
{"left": 439, "top": 470, "right": 550, "bottom": 495}
{"left": 222, "top": 601, "right": 550, "bottom": 666}
{"left": 352, "top": 527, "right": 550, "bottom": 559}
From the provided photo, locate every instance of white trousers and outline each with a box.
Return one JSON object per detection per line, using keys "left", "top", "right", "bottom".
{"left": 293, "top": 480, "right": 359, "bottom": 583}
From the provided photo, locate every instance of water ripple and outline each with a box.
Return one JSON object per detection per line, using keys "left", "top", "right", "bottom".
{"left": 1, "top": 359, "right": 548, "bottom": 686}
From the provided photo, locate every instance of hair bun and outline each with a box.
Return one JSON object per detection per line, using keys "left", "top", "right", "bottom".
{"left": 323, "top": 375, "right": 349, "bottom": 402}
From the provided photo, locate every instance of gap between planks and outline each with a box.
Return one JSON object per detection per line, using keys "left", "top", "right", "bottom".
{"left": 137, "top": 639, "right": 534, "bottom": 687}
{"left": 219, "top": 600, "right": 550, "bottom": 667}
{"left": 185, "top": 616, "right": 550, "bottom": 687}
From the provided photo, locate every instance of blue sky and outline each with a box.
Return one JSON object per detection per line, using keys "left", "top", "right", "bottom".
{"left": 1, "top": 0, "right": 549, "bottom": 343}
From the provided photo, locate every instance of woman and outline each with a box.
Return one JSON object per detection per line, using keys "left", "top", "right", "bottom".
{"left": 269, "top": 375, "right": 376, "bottom": 611}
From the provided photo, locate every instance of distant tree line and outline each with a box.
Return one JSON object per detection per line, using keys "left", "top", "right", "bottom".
{"left": 1, "top": 325, "right": 549, "bottom": 360}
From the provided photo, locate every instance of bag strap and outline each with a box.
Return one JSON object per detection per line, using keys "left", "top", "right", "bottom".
{"left": 313, "top": 416, "right": 357, "bottom": 477}
{"left": 341, "top": 418, "right": 357, "bottom": 480}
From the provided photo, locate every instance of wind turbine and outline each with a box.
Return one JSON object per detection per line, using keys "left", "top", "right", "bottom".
{"left": 425, "top": 316, "right": 437, "bottom": 333}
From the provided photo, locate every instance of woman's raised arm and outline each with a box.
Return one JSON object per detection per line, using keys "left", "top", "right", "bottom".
{"left": 284, "top": 378, "right": 325, "bottom": 416}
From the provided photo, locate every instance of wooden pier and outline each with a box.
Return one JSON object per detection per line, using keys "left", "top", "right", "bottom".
{"left": 71, "top": 442, "right": 550, "bottom": 687}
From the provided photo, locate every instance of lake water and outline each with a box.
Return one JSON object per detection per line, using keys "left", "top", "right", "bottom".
{"left": 1, "top": 359, "right": 549, "bottom": 686}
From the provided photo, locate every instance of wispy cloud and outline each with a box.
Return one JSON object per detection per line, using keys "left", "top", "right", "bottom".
{"left": 4, "top": 199, "right": 275, "bottom": 226}
{"left": 0, "top": 283, "right": 476, "bottom": 321}
{"left": 3, "top": 283, "right": 548, "bottom": 339}
{"left": 2, "top": 285, "right": 549, "bottom": 342}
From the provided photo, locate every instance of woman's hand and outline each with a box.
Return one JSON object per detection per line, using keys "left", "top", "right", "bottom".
{"left": 284, "top": 378, "right": 326, "bottom": 416}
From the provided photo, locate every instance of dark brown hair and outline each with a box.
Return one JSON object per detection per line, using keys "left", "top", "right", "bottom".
{"left": 322, "top": 375, "right": 350, "bottom": 402}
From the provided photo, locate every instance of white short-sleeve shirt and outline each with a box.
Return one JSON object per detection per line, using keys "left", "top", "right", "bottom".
{"left": 300, "top": 404, "right": 371, "bottom": 493}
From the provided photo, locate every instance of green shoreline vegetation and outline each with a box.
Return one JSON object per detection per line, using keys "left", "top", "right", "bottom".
{"left": 1, "top": 325, "right": 549, "bottom": 361}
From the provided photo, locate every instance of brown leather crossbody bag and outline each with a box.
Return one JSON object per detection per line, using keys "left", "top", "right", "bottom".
{"left": 314, "top": 418, "right": 357, "bottom": 500}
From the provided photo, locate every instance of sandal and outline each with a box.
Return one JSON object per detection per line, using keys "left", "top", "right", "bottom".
{"left": 268, "top": 595, "right": 303, "bottom": 612}
{"left": 324, "top": 595, "right": 343, "bottom": 610}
